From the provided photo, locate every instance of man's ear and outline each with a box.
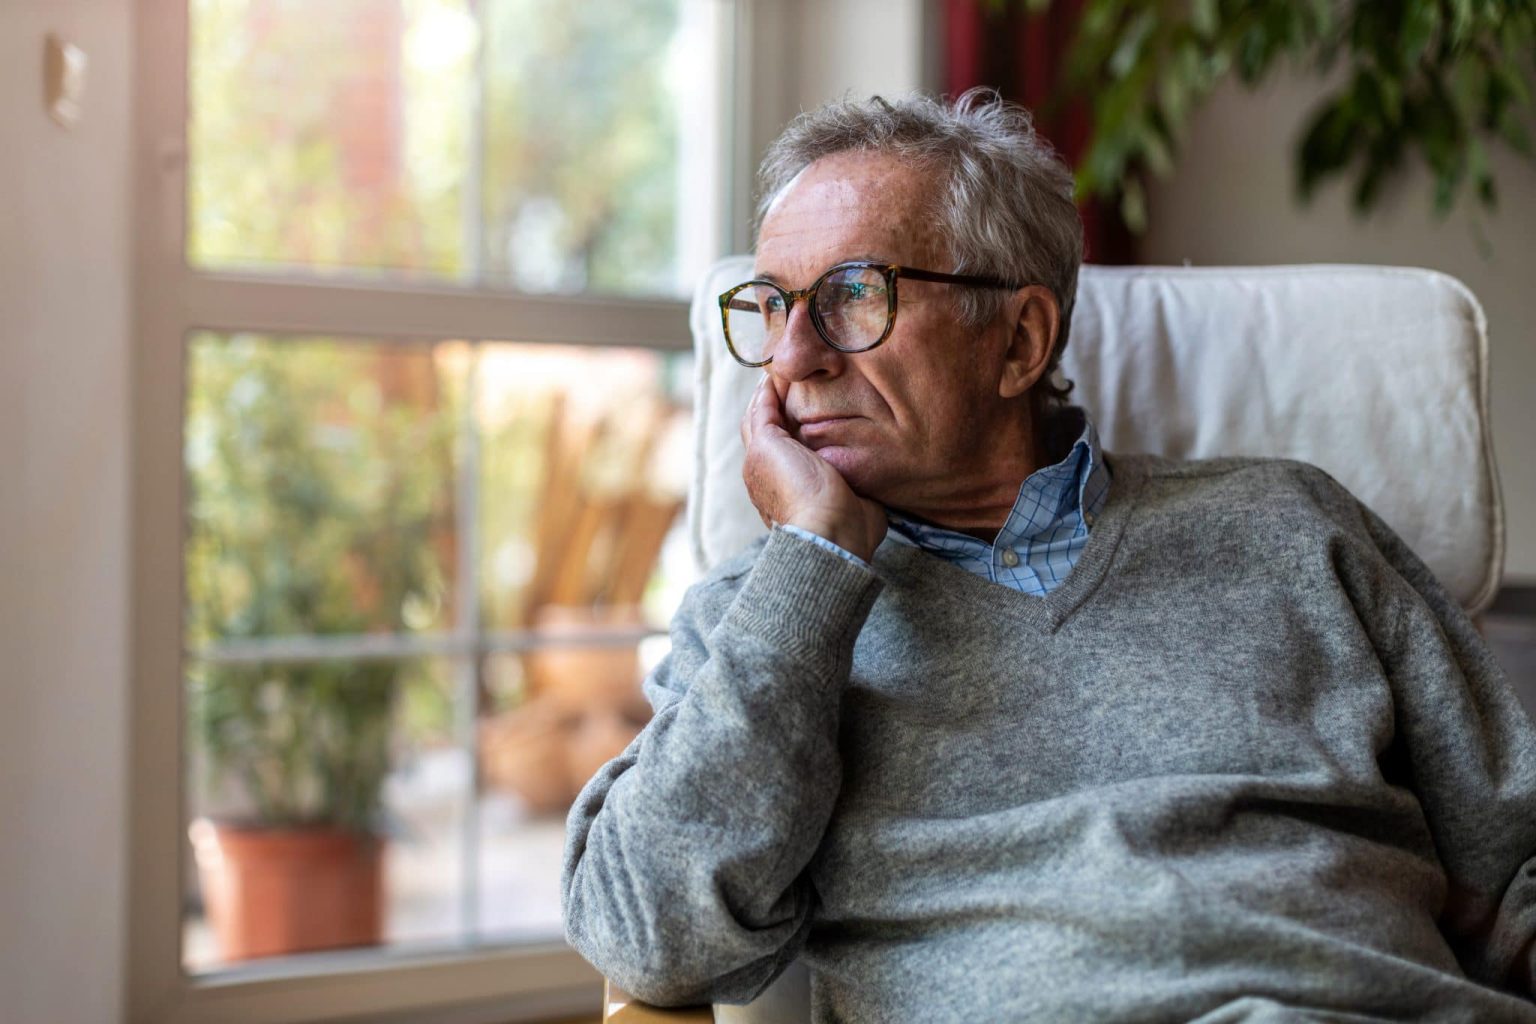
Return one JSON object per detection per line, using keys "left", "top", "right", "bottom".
{"left": 998, "top": 286, "right": 1059, "bottom": 400}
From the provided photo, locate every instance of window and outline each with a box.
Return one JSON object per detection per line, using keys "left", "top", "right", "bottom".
{"left": 186, "top": 0, "right": 724, "bottom": 295}
{"left": 130, "top": 0, "right": 740, "bottom": 1019}
{"left": 181, "top": 335, "right": 694, "bottom": 969}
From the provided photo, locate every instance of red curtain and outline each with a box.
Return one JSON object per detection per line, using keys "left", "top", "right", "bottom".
{"left": 944, "top": 0, "right": 1135, "bottom": 265}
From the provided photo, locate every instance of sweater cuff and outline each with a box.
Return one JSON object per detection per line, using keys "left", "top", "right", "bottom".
{"left": 780, "top": 524, "right": 871, "bottom": 569}
{"left": 725, "top": 527, "right": 883, "bottom": 659}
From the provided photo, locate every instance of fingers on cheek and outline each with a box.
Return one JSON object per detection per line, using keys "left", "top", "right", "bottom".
{"left": 740, "top": 402, "right": 758, "bottom": 444}
{"left": 742, "top": 462, "right": 777, "bottom": 520}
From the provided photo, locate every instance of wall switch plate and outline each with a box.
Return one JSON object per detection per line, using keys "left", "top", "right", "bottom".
{"left": 44, "top": 35, "right": 88, "bottom": 129}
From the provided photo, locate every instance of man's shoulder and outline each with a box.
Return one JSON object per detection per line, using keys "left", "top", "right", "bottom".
{"left": 1111, "top": 451, "right": 1371, "bottom": 538}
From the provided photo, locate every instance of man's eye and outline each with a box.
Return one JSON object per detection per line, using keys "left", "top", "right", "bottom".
{"left": 834, "top": 282, "right": 881, "bottom": 303}
{"left": 764, "top": 294, "right": 786, "bottom": 314}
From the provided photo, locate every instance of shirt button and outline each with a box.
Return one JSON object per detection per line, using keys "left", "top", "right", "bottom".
{"left": 1084, "top": 510, "right": 1097, "bottom": 527}
{"left": 1000, "top": 549, "right": 1021, "bottom": 568}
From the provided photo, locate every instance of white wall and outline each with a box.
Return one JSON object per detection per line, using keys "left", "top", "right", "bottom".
{"left": 790, "top": 0, "right": 928, "bottom": 115}
{"left": 1141, "top": 72, "right": 1536, "bottom": 584}
{"left": 0, "top": 2, "right": 132, "bottom": 1022}
{"left": 734, "top": 0, "right": 930, "bottom": 248}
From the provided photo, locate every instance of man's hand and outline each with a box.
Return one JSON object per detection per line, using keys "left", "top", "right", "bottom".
{"left": 740, "top": 376, "right": 887, "bottom": 563}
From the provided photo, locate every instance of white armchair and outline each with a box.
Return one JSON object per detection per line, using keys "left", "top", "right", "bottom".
{"left": 602, "top": 259, "right": 1504, "bottom": 1022}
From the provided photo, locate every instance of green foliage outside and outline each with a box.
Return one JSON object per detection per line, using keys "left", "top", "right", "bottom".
{"left": 1005, "top": 0, "right": 1536, "bottom": 231}
{"left": 480, "top": 0, "right": 683, "bottom": 294}
{"left": 181, "top": 0, "right": 692, "bottom": 832}
{"left": 188, "top": 0, "right": 471, "bottom": 276}
{"left": 189, "top": 0, "right": 685, "bottom": 294}
{"left": 185, "top": 336, "right": 458, "bottom": 831}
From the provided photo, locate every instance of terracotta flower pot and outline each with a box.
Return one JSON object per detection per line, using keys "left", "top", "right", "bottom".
{"left": 189, "top": 818, "right": 384, "bottom": 961}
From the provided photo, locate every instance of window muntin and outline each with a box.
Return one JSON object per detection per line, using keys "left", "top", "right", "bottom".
{"left": 150, "top": 0, "right": 729, "bottom": 1009}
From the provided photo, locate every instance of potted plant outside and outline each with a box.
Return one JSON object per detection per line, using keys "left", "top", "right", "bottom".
{"left": 185, "top": 337, "right": 455, "bottom": 961}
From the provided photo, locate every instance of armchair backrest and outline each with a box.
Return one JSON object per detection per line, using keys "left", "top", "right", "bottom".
{"left": 689, "top": 258, "right": 1504, "bottom": 614}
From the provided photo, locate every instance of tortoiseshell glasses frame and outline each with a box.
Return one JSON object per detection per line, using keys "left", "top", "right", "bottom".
{"left": 717, "top": 260, "right": 1022, "bottom": 368}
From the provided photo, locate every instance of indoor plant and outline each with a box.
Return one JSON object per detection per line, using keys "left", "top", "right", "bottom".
{"left": 1010, "top": 0, "right": 1536, "bottom": 230}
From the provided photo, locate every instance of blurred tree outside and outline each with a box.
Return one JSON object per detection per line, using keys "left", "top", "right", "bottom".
{"left": 185, "top": 336, "right": 459, "bottom": 829}
{"left": 189, "top": 0, "right": 470, "bottom": 276}
{"left": 189, "top": 0, "right": 690, "bottom": 295}
{"left": 480, "top": 0, "right": 682, "bottom": 294}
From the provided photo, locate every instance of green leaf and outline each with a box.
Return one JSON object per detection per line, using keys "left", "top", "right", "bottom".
{"left": 1467, "top": 138, "right": 1497, "bottom": 209}
{"left": 1433, "top": 167, "right": 1458, "bottom": 213}
{"left": 1080, "top": 0, "right": 1129, "bottom": 48}
{"left": 1447, "top": 0, "right": 1475, "bottom": 50}
{"left": 1352, "top": 69, "right": 1386, "bottom": 120}
{"left": 1305, "top": 0, "right": 1336, "bottom": 39}
{"left": 1237, "top": 25, "right": 1268, "bottom": 82}
{"left": 1451, "top": 59, "right": 1490, "bottom": 126}
{"left": 1476, "top": 173, "right": 1498, "bottom": 207}
{"left": 1191, "top": 0, "right": 1218, "bottom": 40}
{"left": 1119, "top": 176, "right": 1148, "bottom": 233}
{"left": 1108, "top": 8, "right": 1157, "bottom": 79}
{"left": 1138, "top": 115, "right": 1176, "bottom": 176}
{"left": 1297, "top": 98, "right": 1360, "bottom": 198}
{"left": 1351, "top": 166, "right": 1380, "bottom": 212}
{"left": 1158, "top": 66, "right": 1190, "bottom": 129}
{"left": 1398, "top": 0, "right": 1439, "bottom": 68}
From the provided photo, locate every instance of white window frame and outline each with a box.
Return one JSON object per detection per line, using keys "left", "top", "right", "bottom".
{"left": 126, "top": 0, "right": 780, "bottom": 1020}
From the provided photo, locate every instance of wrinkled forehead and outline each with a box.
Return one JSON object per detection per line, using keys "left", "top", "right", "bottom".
{"left": 754, "top": 152, "right": 948, "bottom": 283}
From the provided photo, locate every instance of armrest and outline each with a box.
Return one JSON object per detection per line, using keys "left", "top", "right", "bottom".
{"left": 603, "top": 979, "right": 714, "bottom": 1023}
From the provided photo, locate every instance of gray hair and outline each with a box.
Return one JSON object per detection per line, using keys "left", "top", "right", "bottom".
{"left": 756, "top": 88, "right": 1084, "bottom": 409}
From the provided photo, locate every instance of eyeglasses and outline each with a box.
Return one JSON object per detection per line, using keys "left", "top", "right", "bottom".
{"left": 717, "top": 260, "right": 1022, "bottom": 368}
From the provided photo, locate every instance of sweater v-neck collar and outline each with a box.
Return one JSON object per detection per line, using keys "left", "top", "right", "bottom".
{"left": 869, "top": 451, "right": 1148, "bottom": 635}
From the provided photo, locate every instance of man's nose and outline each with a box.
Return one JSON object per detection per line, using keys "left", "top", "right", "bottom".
{"left": 768, "top": 300, "right": 843, "bottom": 383}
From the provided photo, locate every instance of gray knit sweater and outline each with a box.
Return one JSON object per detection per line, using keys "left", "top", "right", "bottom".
{"left": 562, "top": 453, "right": 1536, "bottom": 1022}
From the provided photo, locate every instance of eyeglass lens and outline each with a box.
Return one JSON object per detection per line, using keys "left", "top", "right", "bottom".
{"left": 726, "top": 265, "right": 891, "bottom": 364}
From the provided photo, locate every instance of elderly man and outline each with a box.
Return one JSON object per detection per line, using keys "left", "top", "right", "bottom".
{"left": 561, "top": 91, "right": 1536, "bottom": 1021}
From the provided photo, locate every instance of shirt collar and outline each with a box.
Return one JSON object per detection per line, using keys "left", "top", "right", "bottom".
{"left": 885, "top": 404, "right": 1110, "bottom": 551}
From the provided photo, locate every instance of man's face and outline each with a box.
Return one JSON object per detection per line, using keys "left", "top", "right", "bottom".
{"left": 754, "top": 151, "right": 1014, "bottom": 509}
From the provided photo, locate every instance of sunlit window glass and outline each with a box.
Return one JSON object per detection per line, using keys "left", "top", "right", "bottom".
{"left": 187, "top": 0, "right": 724, "bottom": 297}
{"left": 182, "top": 334, "right": 693, "bottom": 970}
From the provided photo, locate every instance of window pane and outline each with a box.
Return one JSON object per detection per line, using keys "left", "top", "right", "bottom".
{"left": 473, "top": 345, "right": 690, "bottom": 941}
{"left": 187, "top": 0, "right": 725, "bottom": 297}
{"left": 184, "top": 658, "right": 467, "bottom": 970}
{"left": 477, "top": 653, "right": 573, "bottom": 942}
{"left": 476, "top": 344, "right": 693, "bottom": 633}
{"left": 181, "top": 335, "right": 698, "bottom": 969}
{"left": 185, "top": 333, "right": 462, "bottom": 644}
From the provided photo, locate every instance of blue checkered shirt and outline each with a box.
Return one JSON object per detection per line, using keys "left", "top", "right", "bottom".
{"left": 782, "top": 405, "right": 1111, "bottom": 596}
